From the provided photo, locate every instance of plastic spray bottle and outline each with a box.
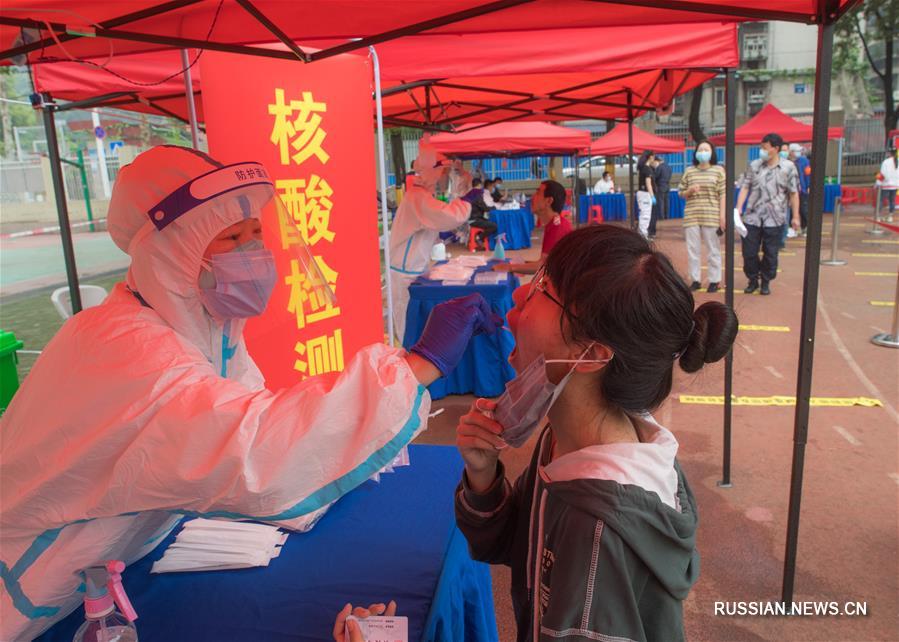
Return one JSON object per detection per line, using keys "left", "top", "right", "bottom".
{"left": 73, "top": 561, "right": 138, "bottom": 642}
{"left": 493, "top": 233, "right": 507, "bottom": 261}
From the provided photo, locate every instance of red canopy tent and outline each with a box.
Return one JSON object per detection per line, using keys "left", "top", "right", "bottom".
{"left": 0, "top": 1, "right": 858, "bottom": 66}
{"left": 430, "top": 121, "right": 590, "bottom": 157}
{"left": 587, "top": 124, "right": 685, "bottom": 155}
{"left": 26, "top": 22, "right": 737, "bottom": 127}
{"left": 708, "top": 103, "right": 844, "bottom": 144}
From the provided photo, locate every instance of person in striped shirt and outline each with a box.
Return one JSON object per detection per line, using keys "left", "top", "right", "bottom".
{"left": 679, "top": 140, "right": 726, "bottom": 293}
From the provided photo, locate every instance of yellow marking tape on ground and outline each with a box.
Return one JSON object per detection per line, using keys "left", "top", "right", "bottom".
{"left": 841, "top": 223, "right": 866, "bottom": 227}
{"left": 738, "top": 324, "right": 790, "bottom": 332}
{"left": 861, "top": 239, "right": 899, "bottom": 245}
{"left": 870, "top": 301, "right": 895, "bottom": 307}
{"left": 679, "top": 395, "right": 883, "bottom": 407}
{"left": 855, "top": 272, "right": 897, "bottom": 277}
{"left": 852, "top": 253, "right": 899, "bottom": 258}
{"left": 780, "top": 252, "right": 797, "bottom": 256}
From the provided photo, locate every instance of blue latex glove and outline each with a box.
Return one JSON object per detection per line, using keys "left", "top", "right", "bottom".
{"left": 651, "top": 194, "right": 657, "bottom": 206}
{"left": 410, "top": 293, "right": 502, "bottom": 376}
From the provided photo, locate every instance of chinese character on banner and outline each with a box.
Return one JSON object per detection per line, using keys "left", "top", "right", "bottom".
{"left": 294, "top": 329, "right": 344, "bottom": 376}
{"left": 285, "top": 256, "right": 341, "bottom": 329}
{"left": 268, "top": 88, "right": 330, "bottom": 166}
{"left": 276, "top": 176, "right": 335, "bottom": 246}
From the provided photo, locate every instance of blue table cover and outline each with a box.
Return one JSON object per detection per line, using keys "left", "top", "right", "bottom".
{"left": 404, "top": 261, "right": 518, "bottom": 401}
{"left": 489, "top": 207, "right": 534, "bottom": 250}
{"left": 734, "top": 183, "right": 841, "bottom": 214}
{"left": 38, "top": 446, "right": 497, "bottom": 642}
{"left": 577, "top": 192, "right": 684, "bottom": 224}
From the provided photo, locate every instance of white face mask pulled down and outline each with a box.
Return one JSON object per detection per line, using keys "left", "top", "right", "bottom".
{"left": 494, "top": 346, "right": 609, "bottom": 448}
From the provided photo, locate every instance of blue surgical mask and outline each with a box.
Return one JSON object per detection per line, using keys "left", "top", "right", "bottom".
{"left": 779, "top": 151, "right": 789, "bottom": 159}
{"left": 198, "top": 239, "right": 277, "bottom": 320}
{"left": 759, "top": 149, "right": 770, "bottom": 161}
{"left": 695, "top": 151, "right": 712, "bottom": 164}
{"left": 493, "top": 346, "right": 609, "bottom": 447}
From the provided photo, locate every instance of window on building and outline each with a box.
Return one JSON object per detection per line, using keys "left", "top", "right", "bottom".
{"left": 715, "top": 88, "right": 726, "bottom": 107}
{"left": 794, "top": 83, "right": 807, "bottom": 94}
{"left": 747, "top": 88, "right": 766, "bottom": 104}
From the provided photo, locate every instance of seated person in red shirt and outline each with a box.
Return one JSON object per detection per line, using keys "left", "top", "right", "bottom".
{"left": 494, "top": 179, "right": 571, "bottom": 274}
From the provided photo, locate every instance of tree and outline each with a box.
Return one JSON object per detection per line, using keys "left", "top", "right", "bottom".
{"left": 847, "top": 0, "right": 897, "bottom": 144}
{"left": 688, "top": 86, "right": 706, "bottom": 143}
{"left": 834, "top": 17, "right": 873, "bottom": 119}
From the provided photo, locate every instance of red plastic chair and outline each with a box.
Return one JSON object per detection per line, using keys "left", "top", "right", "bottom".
{"left": 588, "top": 204, "right": 604, "bottom": 224}
{"left": 468, "top": 227, "right": 487, "bottom": 252}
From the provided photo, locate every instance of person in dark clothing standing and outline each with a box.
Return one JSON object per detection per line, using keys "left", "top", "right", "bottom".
{"left": 455, "top": 225, "right": 738, "bottom": 642}
{"left": 462, "top": 178, "right": 498, "bottom": 246}
{"left": 650, "top": 156, "right": 672, "bottom": 238}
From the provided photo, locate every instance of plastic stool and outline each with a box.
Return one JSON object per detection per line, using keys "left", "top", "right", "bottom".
{"left": 468, "top": 227, "right": 487, "bottom": 252}
{"left": 588, "top": 205, "right": 604, "bottom": 224}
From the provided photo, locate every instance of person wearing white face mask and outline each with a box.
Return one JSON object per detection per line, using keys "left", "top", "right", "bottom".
{"left": 389, "top": 136, "right": 473, "bottom": 342}
{"left": 0, "top": 146, "right": 500, "bottom": 641}
{"left": 679, "top": 140, "right": 726, "bottom": 293}
{"left": 734, "top": 132, "right": 800, "bottom": 296}
{"left": 454, "top": 225, "right": 738, "bottom": 642}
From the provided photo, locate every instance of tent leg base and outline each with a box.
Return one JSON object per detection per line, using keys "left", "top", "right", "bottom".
{"left": 871, "top": 333, "right": 899, "bottom": 349}
{"left": 716, "top": 481, "right": 733, "bottom": 489}
{"left": 866, "top": 228, "right": 886, "bottom": 236}
{"left": 820, "top": 259, "right": 847, "bottom": 266}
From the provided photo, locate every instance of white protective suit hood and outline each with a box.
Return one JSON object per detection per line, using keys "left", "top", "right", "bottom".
{"left": 411, "top": 135, "right": 450, "bottom": 191}
{"left": 109, "top": 146, "right": 272, "bottom": 385}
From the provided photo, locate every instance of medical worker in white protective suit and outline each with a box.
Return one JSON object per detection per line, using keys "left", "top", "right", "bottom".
{"left": 0, "top": 145, "right": 499, "bottom": 640}
{"left": 389, "top": 137, "right": 472, "bottom": 342}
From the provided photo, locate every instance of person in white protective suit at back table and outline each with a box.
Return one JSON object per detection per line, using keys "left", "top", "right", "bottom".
{"left": 0, "top": 145, "right": 500, "bottom": 641}
{"left": 389, "top": 137, "right": 472, "bottom": 343}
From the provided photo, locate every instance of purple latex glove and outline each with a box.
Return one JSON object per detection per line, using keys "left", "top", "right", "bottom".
{"left": 410, "top": 293, "right": 502, "bottom": 376}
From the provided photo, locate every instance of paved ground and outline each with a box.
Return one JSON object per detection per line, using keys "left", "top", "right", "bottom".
{"left": 418, "top": 205, "right": 898, "bottom": 642}
{"left": 0, "top": 229, "right": 128, "bottom": 296}
{"left": 1, "top": 206, "right": 896, "bottom": 641}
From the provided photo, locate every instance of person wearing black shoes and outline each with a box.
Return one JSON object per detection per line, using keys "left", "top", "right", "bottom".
{"left": 680, "top": 140, "right": 726, "bottom": 294}
{"left": 735, "top": 133, "right": 800, "bottom": 296}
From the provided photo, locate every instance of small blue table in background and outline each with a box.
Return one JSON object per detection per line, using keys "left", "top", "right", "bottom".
{"left": 490, "top": 207, "right": 534, "bottom": 250}
{"left": 37, "top": 446, "right": 497, "bottom": 642}
{"left": 404, "top": 261, "right": 518, "bottom": 401}
{"left": 577, "top": 192, "right": 684, "bottom": 224}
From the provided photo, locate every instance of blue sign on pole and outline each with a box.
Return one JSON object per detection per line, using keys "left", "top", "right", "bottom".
{"left": 109, "top": 141, "right": 124, "bottom": 154}
{"left": 94, "top": 126, "right": 105, "bottom": 139}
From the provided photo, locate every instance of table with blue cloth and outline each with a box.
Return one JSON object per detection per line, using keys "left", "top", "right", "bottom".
{"left": 404, "top": 260, "right": 518, "bottom": 401}
{"left": 734, "top": 184, "right": 841, "bottom": 213}
{"left": 38, "top": 445, "right": 497, "bottom": 642}
{"left": 489, "top": 207, "right": 534, "bottom": 250}
{"left": 577, "top": 193, "right": 627, "bottom": 222}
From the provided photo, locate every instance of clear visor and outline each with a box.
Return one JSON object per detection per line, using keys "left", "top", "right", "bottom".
{"left": 265, "top": 192, "right": 337, "bottom": 309}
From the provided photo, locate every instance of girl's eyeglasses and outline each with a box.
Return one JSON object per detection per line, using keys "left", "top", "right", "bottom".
{"left": 526, "top": 266, "right": 565, "bottom": 310}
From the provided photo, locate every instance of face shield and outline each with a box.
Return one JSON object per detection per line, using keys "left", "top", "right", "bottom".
{"left": 412, "top": 136, "right": 451, "bottom": 190}
{"left": 148, "top": 161, "right": 336, "bottom": 314}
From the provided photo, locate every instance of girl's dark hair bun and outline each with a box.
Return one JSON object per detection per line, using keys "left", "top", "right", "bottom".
{"left": 679, "top": 302, "right": 739, "bottom": 374}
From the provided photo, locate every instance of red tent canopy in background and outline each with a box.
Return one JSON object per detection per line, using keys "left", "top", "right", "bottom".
{"left": 430, "top": 121, "right": 590, "bottom": 157}
{"left": 708, "top": 104, "right": 844, "bottom": 145}
{"left": 26, "top": 22, "right": 737, "bottom": 127}
{"left": 586, "top": 124, "right": 685, "bottom": 156}
{"left": 0, "top": 0, "right": 857, "bottom": 65}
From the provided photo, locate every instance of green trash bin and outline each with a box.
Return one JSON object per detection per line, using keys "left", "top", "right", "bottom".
{"left": 0, "top": 330, "right": 24, "bottom": 414}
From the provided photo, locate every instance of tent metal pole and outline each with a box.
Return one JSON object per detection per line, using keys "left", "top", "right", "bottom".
{"left": 836, "top": 137, "right": 843, "bottom": 186}
{"left": 572, "top": 153, "right": 578, "bottom": 226}
{"left": 180, "top": 49, "right": 201, "bottom": 149}
{"left": 782, "top": 15, "right": 836, "bottom": 605}
{"left": 37, "top": 93, "right": 83, "bottom": 313}
{"left": 371, "top": 46, "right": 395, "bottom": 346}
{"left": 719, "top": 67, "right": 736, "bottom": 488}
{"left": 627, "top": 91, "right": 635, "bottom": 230}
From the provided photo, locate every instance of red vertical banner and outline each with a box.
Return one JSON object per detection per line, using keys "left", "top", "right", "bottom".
{"left": 201, "top": 52, "right": 383, "bottom": 390}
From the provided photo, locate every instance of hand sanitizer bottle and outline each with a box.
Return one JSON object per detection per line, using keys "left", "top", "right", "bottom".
{"left": 73, "top": 561, "right": 138, "bottom": 642}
